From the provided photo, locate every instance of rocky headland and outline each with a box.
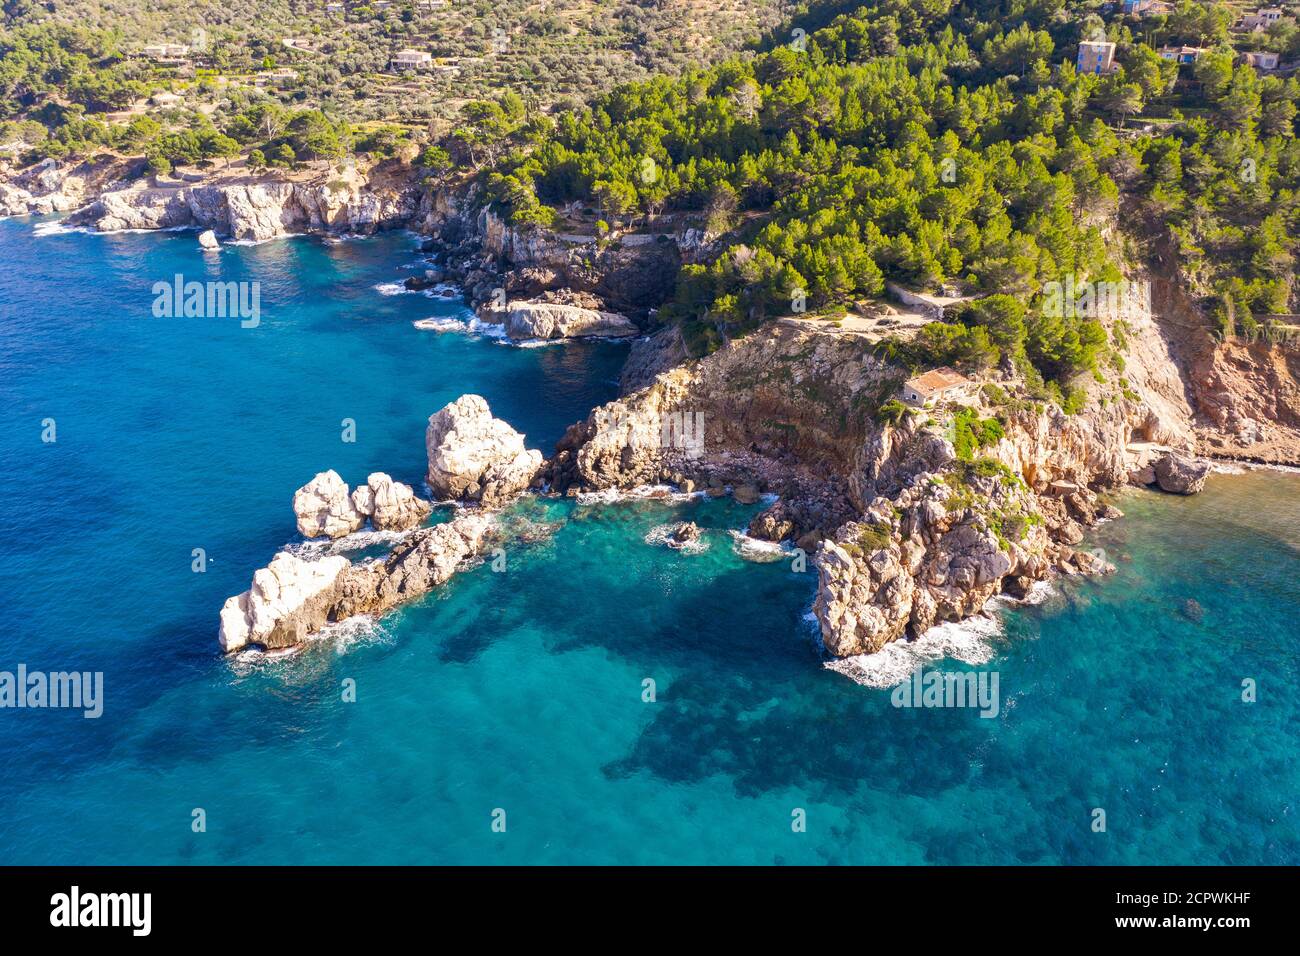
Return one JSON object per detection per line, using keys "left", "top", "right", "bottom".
{"left": 537, "top": 305, "right": 1212, "bottom": 657}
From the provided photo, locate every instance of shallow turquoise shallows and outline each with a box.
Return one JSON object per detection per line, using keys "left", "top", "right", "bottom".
{"left": 0, "top": 218, "right": 1296, "bottom": 865}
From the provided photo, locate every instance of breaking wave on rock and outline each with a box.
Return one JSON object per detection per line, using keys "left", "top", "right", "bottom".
{"left": 823, "top": 614, "right": 1003, "bottom": 689}
{"left": 644, "top": 522, "right": 710, "bottom": 554}
{"left": 284, "top": 527, "right": 417, "bottom": 559}
{"left": 728, "top": 530, "right": 790, "bottom": 563}
{"left": 227, "top": 614, "right": 392, "bottom": 676}
{"left": 412, "top": 316, "right": 507, "bottom": 339}
{"left": 573, "top": 484, "right": 697, "bottom": 506}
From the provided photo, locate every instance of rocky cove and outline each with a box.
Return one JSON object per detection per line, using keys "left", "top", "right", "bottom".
{"left": 4, "top": 155, "right": 1294, "bottom": 663}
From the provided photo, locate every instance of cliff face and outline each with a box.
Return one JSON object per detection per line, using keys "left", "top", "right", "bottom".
{"left": 418, "top": 187, "right": 697, "bottom": 318}
{"left": 62, "top": 161, "right": 424, "bottom": 241}
{"left": 543, "top": 294, "right": 1203, "bottom": 657}
{"left": 1145, "top": 274, "right": 1300, "bottom": 465}
{"left": 1189, "top": 340, "right": 1300, "bottom": 463}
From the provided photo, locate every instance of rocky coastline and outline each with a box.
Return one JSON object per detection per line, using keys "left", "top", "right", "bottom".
{"left": 5, "top": 154, "right": 1291, "bottom": 662}
{"left": 219, "top": 395, "right": 542, "bottom": 653}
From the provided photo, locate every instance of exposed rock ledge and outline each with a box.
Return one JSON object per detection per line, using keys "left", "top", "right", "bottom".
{"left": 0, "top": 155, "right": 143, "bottom": 217}
{"left": 220, "top": 395, "right": 533, "bottom": 653}
{"left": 486, "top": 300, "right": 639, "bottom": 340}
{"left": 219, "top": 513, "right": 493, "bottom": 653}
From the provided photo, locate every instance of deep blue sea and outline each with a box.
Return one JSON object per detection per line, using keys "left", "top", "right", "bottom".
{"left": 0, "top": 218, "right": 1296, "bottom": 864}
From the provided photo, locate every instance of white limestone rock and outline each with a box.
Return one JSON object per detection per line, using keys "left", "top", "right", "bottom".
{"left": 425, "top": 395, "right": 542, "bottom": 506}
{"left": 499, "top": 300, "right": 638, "bottom": 340}
{"left": 218, "top": 552, "right": 351, "bottom": 652}
{"left": 353, "top": 472, "right": 432, "bottom": 531}
{"left": 293, "top": 470, "right": 364, "bottom": 539}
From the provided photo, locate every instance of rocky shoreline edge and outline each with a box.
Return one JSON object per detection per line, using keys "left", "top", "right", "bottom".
{"left": 1, "top": 156, "right": 1278, "bottom": 665}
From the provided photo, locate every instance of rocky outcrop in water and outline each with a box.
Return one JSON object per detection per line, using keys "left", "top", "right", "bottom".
{"left": 425, "top": 395, "right": 543, "bottom": 506}
{"left": 219, "top": 513, "right": 493, "bottom": 653}
{"left": 221, "top": 396, "right": 548, "bottom": 652}
{"left": 219, "top": 552, "right": 352, "bottom": 652}
{"left": 293, "top": 470, "right": 433, "bottom": 538}
{"left": 354, "top": 472, "right": 434, "bottom": 531}
{"left": 293, "top": 470, "right": 365, "bottom": 539}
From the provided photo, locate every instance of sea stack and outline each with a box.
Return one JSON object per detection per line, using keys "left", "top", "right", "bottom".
{"left": 425, "top": 395, "right": 543, "bottom": 506}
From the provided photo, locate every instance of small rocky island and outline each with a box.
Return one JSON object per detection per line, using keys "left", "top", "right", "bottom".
{"left": 218, "top": 395, "right": 539, "bottom": 653}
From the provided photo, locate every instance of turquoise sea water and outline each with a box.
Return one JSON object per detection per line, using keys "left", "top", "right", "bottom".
{"left": 0, "top": 218, "right": 1296, "bottom": 864}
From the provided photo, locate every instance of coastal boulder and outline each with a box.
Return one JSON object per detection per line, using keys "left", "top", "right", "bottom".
{"left": 218, "top": 552, "right": 351, "bottom": 652}
{"left": 198, "top": 229, "right": 220, "bottom": 250}
{"left": 352, "top": 472, "right": 432, "bottom": 531}
{"left": 293, "top": 470, "right": 365, "bottom": 539}
{"left": 425, "top": 395, "right": 542, "bottom": 506}
{"left": 1153, "top": 453, "right": 1211, "bottom": 495}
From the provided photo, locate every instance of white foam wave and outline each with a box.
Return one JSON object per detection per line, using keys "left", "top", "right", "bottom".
{"left": 986, "top": 579, "right": 1055, "bottom": 608}
{"left": 412, "top": 315, "right": 506, "bottom": 339}
{"left": 374, "top": 281, "right": 408, "bottom": 296}
{"left": 315, "top": 613, "right": 389, "bottom": 654}
{"left": 728, "top": 530, "right": 789, "bottom": 563}
{"left": 33, "top": 219, "right": 90, "bottom": 236}
{"left": 285, "top": 527, "right": 416, "bottom": 558}
{"left": 824, "top": 614, "right": 1002, "bottom": 688}
{"left": 33, "top": 219, "right": 194, "bottom": 237}
{"left": 1243, "top": 461, "right": 1300, "bottom": 475}
{"left": 573, "top": 484, "right": 697, "bottom": 505}
{"left": 226, "top": 231, "right": 310, "bottom": 246}
{"left": 644, "top": 522, "right": 710, "bottom": 554}
{"left": 227, "top": 613, "right": 391, "bottom": 675}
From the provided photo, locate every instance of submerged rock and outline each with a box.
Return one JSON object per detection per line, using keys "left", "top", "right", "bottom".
{"left": 1180, "top": 598, "right": 1205, "bottom": 623}
{"left": 425, "top": 395, "right": 542, "bottom": 506}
